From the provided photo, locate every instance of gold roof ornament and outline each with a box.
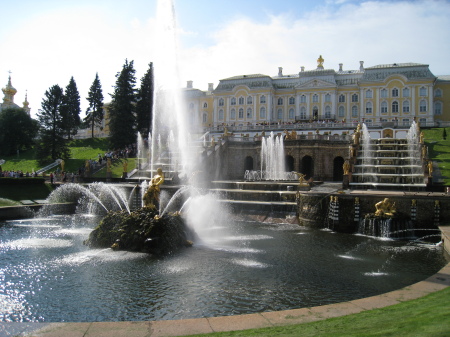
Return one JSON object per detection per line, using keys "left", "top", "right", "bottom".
{"left": 317, "top": 55, "right": 324, "bottom": 69}
{"left": 2, "top": 73, "right": 17, "bottom": 104}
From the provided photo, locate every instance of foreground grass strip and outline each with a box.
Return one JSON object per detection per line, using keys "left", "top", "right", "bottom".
{"left": 189, "top": 287, "right": 450, "bottom": 337}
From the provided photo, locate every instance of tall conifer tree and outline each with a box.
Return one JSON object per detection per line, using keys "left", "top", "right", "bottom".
{"left": 36, "top": 85, "right": 70, "bottom": 163}
{"left": 84, "top": 73, "right": 104, "bottom": 138}
{"left": 136, "top": 62, "right": 154, "bottom": 135}
{"left": 108, "top": 59, "right": 137, "bottom": 149}
{"left": 61, "top": 76, "right": 81, "bottom": 140}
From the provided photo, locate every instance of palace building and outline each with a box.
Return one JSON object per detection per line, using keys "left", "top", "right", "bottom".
{"left": 184, "top": 56, "right": 450, "bottom": 130}
{"left": 1, "top": 74, "right": 30, "bottom": 114}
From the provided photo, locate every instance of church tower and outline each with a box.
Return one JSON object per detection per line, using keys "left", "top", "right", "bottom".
{"left": 2, "top": 74, "right": 17, "bottom": 107}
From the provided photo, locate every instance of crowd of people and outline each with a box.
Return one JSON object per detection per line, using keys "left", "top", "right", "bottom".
{"left": 0, "top": 170, "right": 39, "bottom": 178}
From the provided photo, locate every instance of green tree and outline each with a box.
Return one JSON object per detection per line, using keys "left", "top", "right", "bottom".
{"left": 84, "top": 73, "right": 104, "bottom": 138}
{"left": 36, "top": 84, "right": 70, "bottom": 164}
{"left": 136, "top": 62, "right": 154, "bottom": 135}
{"left": 61, "top": 76, "right": 81, "bottom": 140}
{"left": 0, "top": 107, "right": 39, "bottom": 156}
{"left": 108, "top": 59, "right": 137, "bottom": 149}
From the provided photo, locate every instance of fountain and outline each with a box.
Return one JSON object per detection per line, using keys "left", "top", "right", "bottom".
{"left": 350, "top": 123, "right": 426, "bottom": 190}
{"left": 0, "top": 0, "right": 447, "bottom": 328}
{"left": 261, "top": 132, "right": 286, "bottom": 180}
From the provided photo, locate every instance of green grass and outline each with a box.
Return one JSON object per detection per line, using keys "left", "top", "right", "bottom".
{"left": 423, "top": 128, "right": 450, "bottom": 185}
{"left": 0, "top": 183, "right": 54, "bottom": 205}
{"left": 187, "top": 287, "right": 450, "bottom": 337}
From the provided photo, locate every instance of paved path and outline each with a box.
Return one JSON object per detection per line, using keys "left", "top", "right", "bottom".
{"left": 1, "top": 259, "right": 448, "bottom": 337}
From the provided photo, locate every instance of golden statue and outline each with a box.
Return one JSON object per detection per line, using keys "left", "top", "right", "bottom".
{"left": 293, "top": 172, "right": 307, "bottom": 185}
{"left": 420, "top": 131, "right": 424, "bottom": 144}
{"left": 428, "top": 160, "right": 433, "bottom": 175}
{"left": 343, "top": 160, "right": 351, "bottom": 175}
{"left": 374, "top": 198, "right": 397, "bottom": 217}
{"left": 123, "top": 160, "right": 128, "bottom": 173}
{"left": 106, "top": 158, "right": 112, "bottom": 173}
{"left": 317, "top": 55, "right": 324, "bottom": 69}
{"left": 61, "top": 160, "right": 65, "bottom": 172}
{"left": 422, "top": 145, "right": 427, "bottom": 159}
{"left": 352, "top": 124, "right": 361, "bottom": 145}
{"left": 143, "top": 168, "right": 165, "bottom": 210}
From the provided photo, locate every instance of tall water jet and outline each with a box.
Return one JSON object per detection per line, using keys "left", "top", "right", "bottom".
{"left": 261, "top": 132, "right": 286, "bottom": 180}
{"left": 150, "top": 0, "right": 196, "bottom": 180}
{"left": 406, "top": 121, "right": 422, "bottom": 176}
{"left": 361, "top": 123, "right": 375, "bottom": 182}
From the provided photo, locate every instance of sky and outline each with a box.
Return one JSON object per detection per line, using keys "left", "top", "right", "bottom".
{"left": 1, "top": 0, "right": 450, "bottom": 118}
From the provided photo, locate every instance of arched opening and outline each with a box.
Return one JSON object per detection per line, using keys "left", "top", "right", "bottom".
{"left": 285, "top": 155, "right": 294, "bottom": 172}
{"left": 333, "top": 156, "right": 344, "bottom": 181}
{"left": 301, "top": 156, "right": 313, "bottom": 179}
{"left": 244, "top": 156, "right": 254, "bottom": 171}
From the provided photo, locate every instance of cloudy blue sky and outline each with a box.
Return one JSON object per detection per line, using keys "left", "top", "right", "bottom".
{"left": 1, "top": 0, "right": 450, "bottom": 117}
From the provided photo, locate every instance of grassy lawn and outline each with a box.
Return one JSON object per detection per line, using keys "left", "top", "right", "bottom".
{"left": 187, "top": 287, "right": 450, "bottom": 337}
{"left": 423, "top": 128, "right": 450, "bottom": 185}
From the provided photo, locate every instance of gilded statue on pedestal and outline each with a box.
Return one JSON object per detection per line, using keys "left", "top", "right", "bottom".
{"left": 374, "top": 198, "right": 397, "bottom": 217}
{"left": 143, "top": 168, "right": 165, "bottom": 210}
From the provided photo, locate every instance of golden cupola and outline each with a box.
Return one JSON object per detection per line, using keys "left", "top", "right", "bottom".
{"left": 2, "top": 75, "right": 17, "bottom": 105}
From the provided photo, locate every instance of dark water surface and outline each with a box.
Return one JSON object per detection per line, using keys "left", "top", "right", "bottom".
{"left": 0, "top": 214, "right": 446, "bottom": 322}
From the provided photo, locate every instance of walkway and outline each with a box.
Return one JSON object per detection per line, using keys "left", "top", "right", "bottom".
{"left": 2, "top": 258, "right": 449, "bottom": 337}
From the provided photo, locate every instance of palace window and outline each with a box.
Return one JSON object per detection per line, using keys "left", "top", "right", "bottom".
{"left": 277, "top": 108, "right": 283, "bottom": 120}
{"left": 203, "top": 102, "right": 208, "bottom": 108}
{"left": 338, "top": 94, "right": 345, "bottom": 103}
{"left": 300, "top": 95, "right": 307, "bottom": 103}
{"left": 289, "top": 97, "right": 295, "bottom": 105}
{"left": 435, "top": 89, "right": 442, "bottom": 97}
{"left": 338, "top": 106, "right": 345, "bottom": 117}
{"left": 392, "top": 101, "right": 399, "bottom": 113}
{"left": 238, "top": 97, "right": 244, "bottom": 105}
{"left": 402, "top": 118, "right": 410, "bottom": 126}
{"left": 247, "top": 96, "right": 253, "bottom": 105}
{"left": 247, "top": 108, "right": 252, "bottom": 118}
{"left": 392, "top": 88, "right": 399, "bottom": 97}
{"left": 419, "top": 87, "right": 427, "bottom": 97}
{"left": 260, "top": 95, "right": 266, "bottom": 104}
{"left": 277, "top": 97, "right": 283, "bottom": 105}
{"left": 230, "top": 108, "right": 236, "bottom": 119}
{"left": 238, "top": 108, "right": 244, "bottom": 119}
{"left": 260, "top": 106, "right": 266, "bottom": 119}
{"left": 300, "top": 106, "right": 306, "bottom": 119}
{"left": 218, "top": 109, "right": 224, "bottom": 120}
{"left": 365, "top": 90, "right": 373, "bottom": 99}
{"left": 420, "top": 118, "right": 427, "bottom": 125}
{"left": 300, "top": 107, "right": 307, "bottom": 119}
{"left": 380, "top": 88, "right": 388, "bottom": 98}
{"left": 434, "top": 102, "right": 442, "bottom": 115}
{"left": 381, "top": 101, "right": 388, "bottom": 113}
{"left": 420, "top": 100, "right": 427, "bottom": 112}
{"left": 403, "top": 100, "right": 410, "bottom": 113}
{"left": 403, "top": 87, "right": 410, "bottom": 97}
{"left": 289, "top": 108, "right": 294, "bottom": 119}
{"left": 351, "top": 94, "right": 358, "bottom": 102}
{"left": 365, "top": 102, "right": 372, "bottom": 114}
{"left": 325, "top": 106, "right": 331, "bottom": 119}
{"left": 351, "top": 106, "right": 358, "bottom": 117}
{"left": 218, "top": 98, "right": 224, "bottom": 106}
{"left": 202, "top": 113, "right": 207, "bottom": 123}
{"left": 231, "top": 97, "right": 236, "bottom": 105}
{"left": 312, "top": 94, "right": 319, "bottom": 103}
{"left": 325, "top": 93, "right": 331, "bottom": 102}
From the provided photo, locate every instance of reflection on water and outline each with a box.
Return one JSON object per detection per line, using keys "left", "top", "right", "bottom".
{"left": 0, "top": 214, "right": 446, "bottom": 322}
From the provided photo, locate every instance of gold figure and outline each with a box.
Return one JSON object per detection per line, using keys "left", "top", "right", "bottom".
{"left": 143, "top": 168, "right": 165, "bottom": 210}
{"left": 293, "top": 172, "right": 307, "bottom": 185}
{"left": 420, "top": 131, "right": 424, "bottom": 144}
{"left": 428, "top": 160, "right": 433, "bottom": 175}
{"left": 317, "top": 55, "right": 324, "bottom": 69}
{"left": 374, "top": 198, "right": 397, "bottom": 217}
{"left": 355, "top": 197, "right": 360, "bottom": 204}
{"left": 352, "top": 124, "right": 361, "bottom": 145}
{"left": 343, "top": 160, "right": 351, "bottom": 175}
{"left": 106, "top": 158, "right": 112, "bottom": 173}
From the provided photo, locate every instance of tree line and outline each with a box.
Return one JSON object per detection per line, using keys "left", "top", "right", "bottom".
{"left": 0, "top": 60, "right": 154, "bottom": 165}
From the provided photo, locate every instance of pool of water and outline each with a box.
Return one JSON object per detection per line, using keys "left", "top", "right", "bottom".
{"left": 0, "top": 214, "right": 446, "bottom": 322}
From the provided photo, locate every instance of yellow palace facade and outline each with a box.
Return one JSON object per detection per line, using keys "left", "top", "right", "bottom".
{"left": 184, "top": 56, "right": 450, "bottom": 130}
